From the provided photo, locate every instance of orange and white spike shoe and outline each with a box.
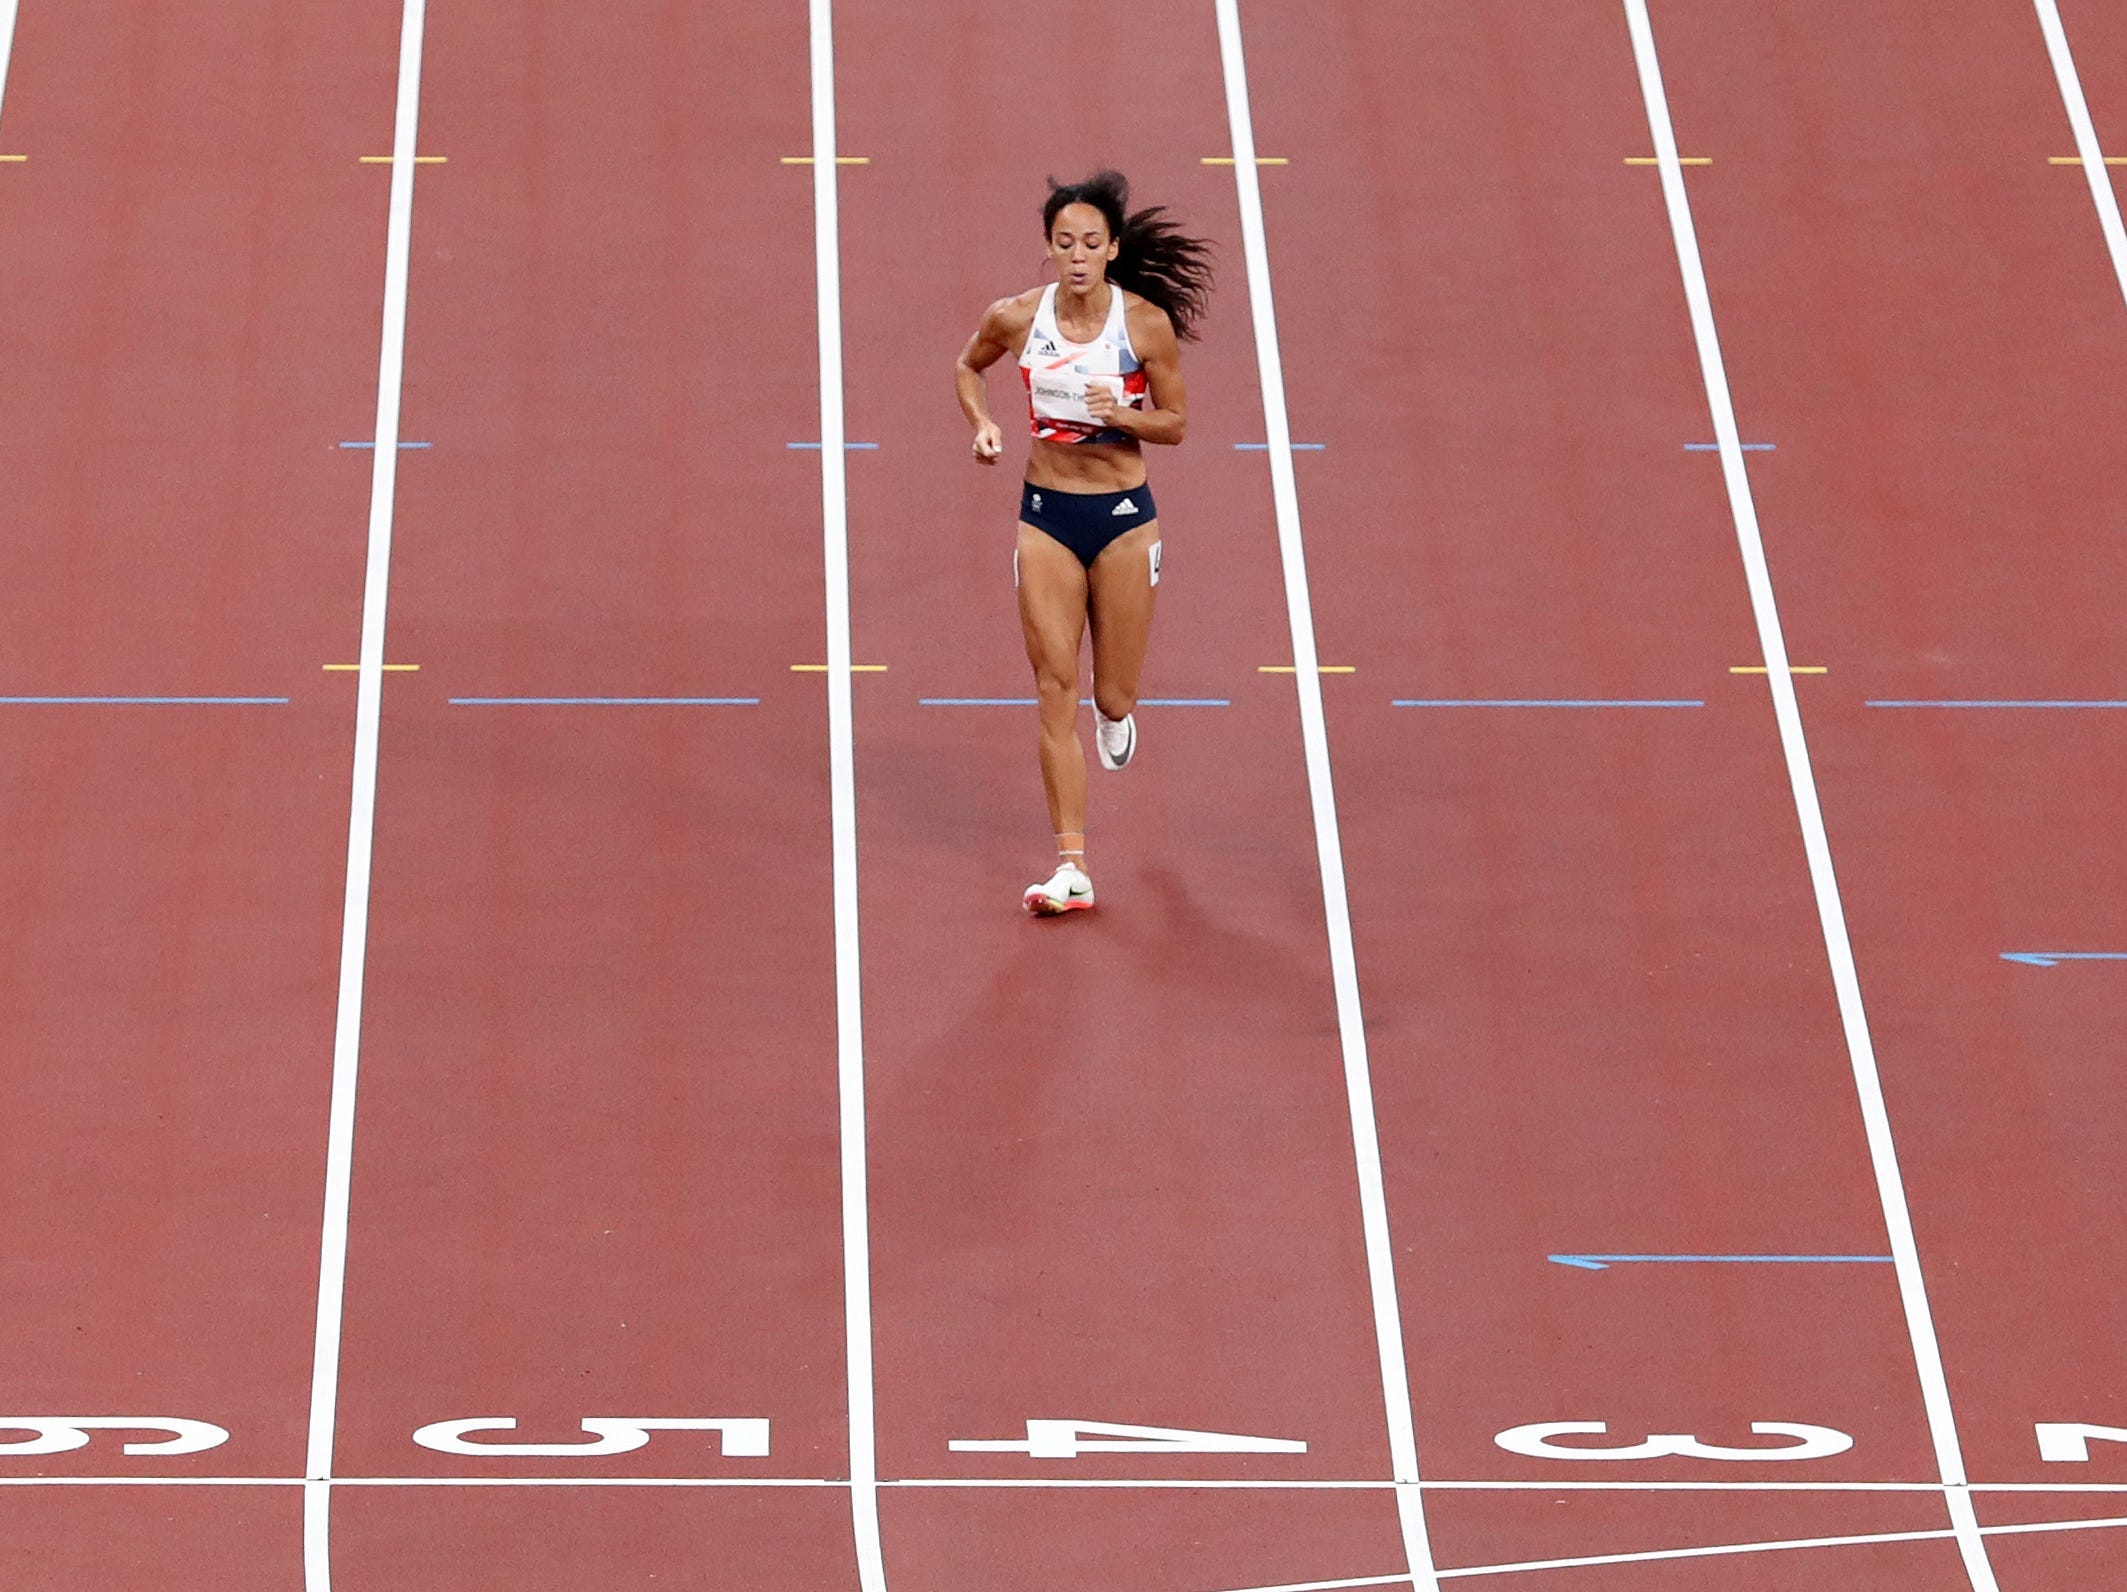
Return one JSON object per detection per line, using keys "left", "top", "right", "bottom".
{"left": 1023, "top": 861, "right": 1095, "bottom": 915}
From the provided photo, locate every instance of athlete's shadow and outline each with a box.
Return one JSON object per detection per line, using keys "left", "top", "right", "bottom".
{"left": 1116, "top": 861, "right": 1342, "bottom": 1039}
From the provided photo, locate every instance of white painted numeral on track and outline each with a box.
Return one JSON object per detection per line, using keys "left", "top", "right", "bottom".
{"left": 950, "top": 1420, "right": 1308, "bottom": 1460}
{"left": 1494, "top": 1421, "right": 1853, "bottom": 1463}
{"left": 412, "top": 1417, "right": 771, "bottom": 1458}
{"left": 2037, "top": 1423, "right": 2127, "bottom": 1462}
{"left": 0, "top": 1416, "right": 231, "bottom": 1457}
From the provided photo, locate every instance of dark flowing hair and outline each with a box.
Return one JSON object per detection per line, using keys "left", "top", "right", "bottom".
{"left": 1043, "top": 170, "right": 1213, "bottom": 343}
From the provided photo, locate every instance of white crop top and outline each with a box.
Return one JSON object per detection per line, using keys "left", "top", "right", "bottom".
{"left": 1017, "top": 283, "right": 1147, "bottom": 446}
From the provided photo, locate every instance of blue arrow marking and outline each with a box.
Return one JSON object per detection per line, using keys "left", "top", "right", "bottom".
{"left": 786, "top": 441, "right": 879, "bottom": 449}
{"left": 1234, "top": 442, "right": 1327, "bottom": 450}
{"left": 1684, "top": 442, "right": 1776, "bottom": 451}
{"left": 1869, "top": 700, "right": 2127, "bottom": 709}
{"left": 1550, "top": 1254, "right": 1895, "bottom": 1271}
{"left": 2002, "top": 952, "right": 2127, "bottom": 968}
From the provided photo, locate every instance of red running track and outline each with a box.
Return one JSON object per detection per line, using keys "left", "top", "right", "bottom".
{"left": 327, "top": 0, "right": 859, "bottom": 1581}
{"left": 4, "top": 0, "right": 2127, "bottom": 1587}
{"left": 0, "top": 0, "right": 396, "bottom": 1581}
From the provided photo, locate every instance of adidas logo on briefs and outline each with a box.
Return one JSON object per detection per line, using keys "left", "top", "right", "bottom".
{"left": 1031, "top": 493, "right": 1043, "bottom": 511}
{"left": 1111, "top": 497, "right": 1138, "bottom": 516}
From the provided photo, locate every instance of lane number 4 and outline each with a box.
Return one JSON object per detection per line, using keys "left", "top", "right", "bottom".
{"left": 951, "top": 1420, "right": 1307, "bottom": 1460}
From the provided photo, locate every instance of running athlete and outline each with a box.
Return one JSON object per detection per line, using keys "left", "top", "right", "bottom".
{"left": 954, "top": 171, "right": 1212, "bottom": 915}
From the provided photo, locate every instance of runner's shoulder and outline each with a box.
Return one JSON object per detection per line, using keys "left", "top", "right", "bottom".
{"left": 1122, "top": 291, "right": 1176, "bottom": 347}
{"left": 982, "top": 288, "right": 1044, "bottom": 342}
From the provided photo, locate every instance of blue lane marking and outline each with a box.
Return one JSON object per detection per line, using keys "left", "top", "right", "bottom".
{"left": 786, "top": 441, "right": 880, "bottom": 449}
{"left": 1550, "top": 1253, "right": 1895, "bottom": 1271}
{"left": 449, "top": 697, "right": 759, "bottom": 706}
{"left": 2002, "top": 951, "right": 2127, "bottom": 968}
{"left": 0, "top": 695, "right": 290, "bottom": 705}
{"left": 339, "top": 441, "right": 432, "bottom": 449}
{"left": 1392, "top": 698, "right": 1704, "bottom": 708}
{"left": 1683, "top": 442, "right": 1775, "bottom": 451}
{"left": 1868, "top": 699, "right": 2127, "bottom": 709}
{"left": 1234, "top": 442, "right": 1327, "bottom": 450}
{"left": 920, "top": 697, "right": 1231, "bottom": 707}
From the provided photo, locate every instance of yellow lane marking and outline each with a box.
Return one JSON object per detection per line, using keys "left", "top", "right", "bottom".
{"left": 791, "top": 663, "right": 888, "bottom": 672}
{"left": 1259, "top": 665, "right": 1356, "bottom": 673}
{"left": 2051, "top": 156, "right": 2127, "bottom": 165}
{"left": 1202, "top": 156, "right": 1289, "bottom": 165}
{"left": 360, "top": 155, "right": 448, "bottom": 164}
{"left": 1626, "top": 156, "right": 1713, "bottom": 166}
{"left": 1730, "top": 665, "right": 1827, "bottom": 674}
{"left": 323, "top": 663, "right": 421, "bottom": 672}
{"left": 781, "top": 156, "right": 870, "bottom": 164}
{"left": 0, "top": 155, "right": 27, "bottom": 163}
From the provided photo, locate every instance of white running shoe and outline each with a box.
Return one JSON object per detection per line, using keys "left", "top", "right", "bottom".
{"left": 1023, "top": 861, "right": 1095, "bottom": 915}
{"left": 1095, "top": 708, "right": 1136, "bottom": 771}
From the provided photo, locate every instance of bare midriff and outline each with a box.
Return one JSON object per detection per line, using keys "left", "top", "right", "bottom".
{"left": 1024, "top": 434, "right": 1148, "bottom": 495}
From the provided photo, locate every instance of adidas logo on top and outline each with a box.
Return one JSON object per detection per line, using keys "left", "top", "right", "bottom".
{"left": 1034, "top": 338, "right": 1059, "bottom": 355}
{"left": 1111, "top": 497, "right": 1137, "bottom": 516}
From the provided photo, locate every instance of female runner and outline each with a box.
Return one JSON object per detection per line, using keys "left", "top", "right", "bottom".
{"left": 953, "top": 171, "right": 1212, "bottom": 915}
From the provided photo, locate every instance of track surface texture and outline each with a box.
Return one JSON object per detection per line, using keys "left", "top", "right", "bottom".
{"left": 0, "top": 0, "right": 2122, "bottom": 1587}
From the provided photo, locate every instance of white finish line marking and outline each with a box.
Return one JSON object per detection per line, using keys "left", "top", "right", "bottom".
{"left": 1621, "top": 2, "right": 1999, "bottom": 1585}
{"left": 305, "top": 4, "right": 428, "bottom": 1590}
{"left": 8, "top": 1474, "right": 2127, "bottom": 1494}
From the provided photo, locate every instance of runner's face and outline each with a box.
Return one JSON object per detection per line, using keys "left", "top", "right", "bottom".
{"left": 1049, "top": 204, "right": 1119, "bottom": 293}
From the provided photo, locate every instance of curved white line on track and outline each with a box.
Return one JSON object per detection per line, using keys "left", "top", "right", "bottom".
{"left": 2032, "top": 0, "right": 2127, "bottom": 311}
{"left": 305, "top": 3, "right": 427, "bottom": 1587}
{"left": 1211, "top": 4, "right": 1440, "bottom": 1589}
{"left": 1620, "top": 2, "right": 1997, "bottom": 1587}
{"left": 1211, "top": 1512, "right": 2127, "bottom": 1589}
{"left": 802, "top": 0, "right": 887, "bottom": 1586}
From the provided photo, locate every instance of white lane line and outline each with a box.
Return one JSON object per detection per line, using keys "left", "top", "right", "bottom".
{"left": 1620, "top": 4, "right": 1998, "bottom": 1588}
{"left": 0, "top": 1476, "right": 840, "bottom": 1488}
{"left": 0, "top": 0, "right": 20, "bottom": 132}
{"left": 3, "top": 1472, "right": 2125, "bottom": 1499}
{"left": 2033, "top": 0, "right": 2127, "bottom": 313}
{"left": 803, "top": 0, "right": 886, "bottom": 1587}
{"left": 1212, "top": 4, "right": 1438, "bottom": 1589}
{"left": 329, "top": 1476, "right": 840, "bottom": 1488}
{"left": 304, "top": 3, "right": 427, "bottom": 1588}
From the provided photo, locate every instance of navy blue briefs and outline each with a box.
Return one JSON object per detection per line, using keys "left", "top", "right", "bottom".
{"left": 1020, "top": 481, "right": 1158, "bottom": 568}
